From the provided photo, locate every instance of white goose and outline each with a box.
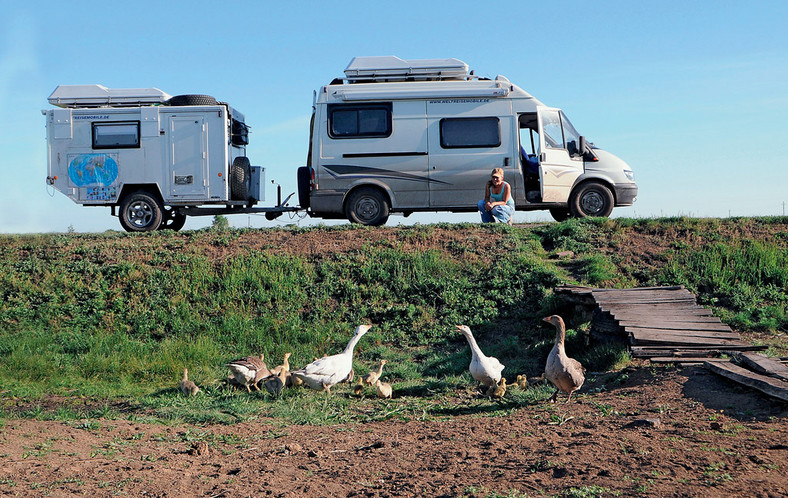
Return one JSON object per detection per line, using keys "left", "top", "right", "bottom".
{"left": 543, "top": 315, "right": 585, "bottom": 403}
{"left": 291, "top": 324, "right": 372, "bottom": 394}
{"left": 456, "top": 325, "right": 505, "bottom": 388}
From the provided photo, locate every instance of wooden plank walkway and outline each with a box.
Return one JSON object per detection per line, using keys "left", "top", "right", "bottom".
{"left": 555, "top": 285, "right": 766, "bottom": 358}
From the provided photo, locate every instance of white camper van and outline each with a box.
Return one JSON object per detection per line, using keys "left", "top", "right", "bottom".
{"left": 301, "top": 56, "right": 637, "bottom": 225}
{"left": 44, "top": 85, "right": 277, "bottom": 232}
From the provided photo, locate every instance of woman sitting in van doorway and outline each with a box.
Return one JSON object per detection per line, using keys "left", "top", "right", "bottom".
{"left": 478, "top": 168, "right": 515, "bottom": 225}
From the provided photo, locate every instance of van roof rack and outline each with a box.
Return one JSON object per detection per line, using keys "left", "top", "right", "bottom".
{"left": 344, "top": 56, "right": 469, "bottom": 83}
{"left": 48, "top": 84, "right": 172, "bottom": 108}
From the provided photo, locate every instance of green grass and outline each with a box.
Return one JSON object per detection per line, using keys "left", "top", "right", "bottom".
{"left": 0, "top": 218, "right": 786, "bottom": 422}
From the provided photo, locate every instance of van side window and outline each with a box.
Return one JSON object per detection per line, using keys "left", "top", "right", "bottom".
{"left": 92, "top": 121, "right": 140, "bottom": 149}
{"left": 328, "top": 103, "right": 392, "bottom": 138}
{"left": 440, "top": 117, "right": 500, "bottom": 148}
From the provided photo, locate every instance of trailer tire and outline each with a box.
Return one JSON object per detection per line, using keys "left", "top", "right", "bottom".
{"left": 345, "top": 187, "right": 389, "bottom": 226}
{"left": 568, "top": 181, "right": 614, "bottom": 218}
{"left": 230, "top": 156, "right": 251, "bottom": 201}
{"left": 119, "top": 192, "right": 163, "bottom": 232}
{"left": 297, "top": 166, "right": 310, "bottom": 209}
{"left": 167, "top": 94, "right": 218, "bottom": 106}
{"left": 159, "top": 207, "right": 187, "bottom": 231}
{"left": 549, "top": 208, "right": 570, "bottom": 222}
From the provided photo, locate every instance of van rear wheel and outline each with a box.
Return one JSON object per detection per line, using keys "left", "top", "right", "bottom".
{"left": 549, "top": 208, "right": 570, "bottom": 222}
{"left": 119, "top": 192, "right": 163, "bottom": 232}
{"left": 569, "top": 181, "right": 614, "bottom": 218}
{"left": 345, "top": 187, "right": 389, "bottom": 226}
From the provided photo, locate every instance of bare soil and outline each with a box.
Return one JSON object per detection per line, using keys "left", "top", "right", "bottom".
{"left": 2, "top": 221, "right": 786, "bottom": 496}
{"left": 1, "top": 366, "right": 786, "bottom": 497}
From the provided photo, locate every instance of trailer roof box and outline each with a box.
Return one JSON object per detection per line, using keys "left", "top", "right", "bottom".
{"left": 48, "top": 84, "right": 172, "bottom": 108}
{"left": 344, "top": 56, "right": 469, "bottom": 82}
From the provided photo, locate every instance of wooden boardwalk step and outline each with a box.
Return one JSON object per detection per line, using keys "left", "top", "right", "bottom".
{"left": 555, "top": 285, "right": 759, "bottom": 359}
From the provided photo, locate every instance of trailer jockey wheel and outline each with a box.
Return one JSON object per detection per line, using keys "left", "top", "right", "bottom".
{"left": 158, "top": 206, "right": 187, "bottom": 231}
{"left": 119, "top": 192, "right": 164, "bottom": 232}
{"left": 345, "top": 187, "right": 390, "bottom": 226}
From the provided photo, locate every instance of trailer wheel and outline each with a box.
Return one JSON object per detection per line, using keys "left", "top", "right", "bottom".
{"left": 569, "top": 181, "right": 614, "bottom": 218}
{"left": 345, "top": 187, "right": 389, "bottom": 226}
{"left": 119, "top": 192, "right": 163, "bottom": 232}
{"left": 159, "top": 207, "right": 187, "bottom": 231}
{"left": 549, "top": 208, "right": 570, "bottom": 222}
{"left": 167, "top": 94, "right": 218, "bottom": 106}
{"left": 230, "top": 156, "right": 251, "bottom": 201}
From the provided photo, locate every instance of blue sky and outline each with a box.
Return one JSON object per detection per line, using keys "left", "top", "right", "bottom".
{"left": 2, "top": 1, "right": 787, "bottom": 232}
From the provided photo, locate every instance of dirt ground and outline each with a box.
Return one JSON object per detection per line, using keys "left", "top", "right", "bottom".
{"left": 3, "top": 222, "right": 786, "bottom": 496}
{"left": 1, "top": 365, "right": 786, "bottom": 497}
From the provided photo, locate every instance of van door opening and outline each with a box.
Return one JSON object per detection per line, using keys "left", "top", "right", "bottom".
{"left": 518, "top": 113, "right": 541, "bottom": 203}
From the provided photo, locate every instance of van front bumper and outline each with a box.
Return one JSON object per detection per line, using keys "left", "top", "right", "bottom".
{"left": 614, "top": 184, "right": 638, "bottom": 206}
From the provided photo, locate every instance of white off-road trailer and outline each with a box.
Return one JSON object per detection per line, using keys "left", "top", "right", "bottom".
{"left": 44, "top": 85, "right": 294, "bottom": 231}
{"left": 300, "top": 56, "right": 638, "bottom": 225}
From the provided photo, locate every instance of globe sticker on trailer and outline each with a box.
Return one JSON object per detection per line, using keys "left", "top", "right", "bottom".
{"left": 68, "top": 153, "right": 118, "bottom": 187}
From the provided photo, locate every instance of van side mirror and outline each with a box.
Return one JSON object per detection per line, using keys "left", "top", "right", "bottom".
{"left": 578, "top": 136, "right": 587, "bottom": 154}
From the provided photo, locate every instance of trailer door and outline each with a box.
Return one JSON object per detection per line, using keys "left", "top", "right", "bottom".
{"left": 537, "top": 107, "right": 583, "bottom": 203}
{"left": 168, "top": 115, "right": 208, "bottom": 199}
{"left": 426, "top": 99, "right": 515, "bottom": 208}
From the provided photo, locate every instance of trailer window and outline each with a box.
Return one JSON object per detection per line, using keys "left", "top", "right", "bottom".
{"left": 440, "top": 117, "right": 500, "bottom": 148}
{"left": 328, "top": 104, "right": 392, "bottom": 138}
{"left": 92, "top": 122, "right": 140, "bottom": 149}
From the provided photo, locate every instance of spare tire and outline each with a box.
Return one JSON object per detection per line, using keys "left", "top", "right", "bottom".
{"left": 167, "top": 94, "right": 217, "bottom": 106}
{"left": 297, "top": 166, "right": 311, "bottom": 209}
{"left": 231, "top": 156, "right": 251, "bottom": 201}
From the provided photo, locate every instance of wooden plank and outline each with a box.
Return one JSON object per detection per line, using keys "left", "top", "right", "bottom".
{"left": 732, "top": 352, "right": 788, "bottom": 382}
{"left": 650, "top": 357, "right": 731, "bottom": 364}
{"left": 629, "top": 344, "right": 767, "bottom": 357}
{"left": 617, "top": 316, "right": 723, "bottom": 325}
{"left": 622, "top": 322, "right": 733, "bottom": 332}
{"left": 594, "top": 297, "right": 697, "bottom": 305}
{"left": 593, "top": 286, "right": 686, "bottom": 292}
{"left": 631, "top": 335, "right": 750, "bottom": 347}
{"left": 629, "top": 328, "right": 741, "bottom": 340}
{"left": 704, "top": 361, "right": 788, "bottom": 403}
{"left": 603, "top": 305, "right": 713, "bottom": 315}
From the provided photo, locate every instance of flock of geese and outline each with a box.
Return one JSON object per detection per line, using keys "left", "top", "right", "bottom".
{"left": 180, "top": 316, "right": 585, "bottom": 403}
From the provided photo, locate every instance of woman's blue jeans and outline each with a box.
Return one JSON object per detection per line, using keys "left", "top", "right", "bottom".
{"left": 478, "top": 200, "right": 514, "bottom": 223}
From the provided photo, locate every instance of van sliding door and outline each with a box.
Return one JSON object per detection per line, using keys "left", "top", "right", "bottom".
{"left": 427, "top": 99, "right": 514, "bottom": 209}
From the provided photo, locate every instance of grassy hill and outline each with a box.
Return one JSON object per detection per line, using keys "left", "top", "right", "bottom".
{"left": 0, "top": 217, "right": 785, "bottom": 424}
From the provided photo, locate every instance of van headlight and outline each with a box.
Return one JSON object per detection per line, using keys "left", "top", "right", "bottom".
{"left": 624, "top": 169, "right": 635, "bottom": 181}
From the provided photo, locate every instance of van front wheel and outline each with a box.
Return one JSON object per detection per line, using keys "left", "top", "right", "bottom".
{"left": 345, "top": 188, "right": 390, "bottom": 226}
{"left": 569, "top": 181, "right": 614, "bottom": 218}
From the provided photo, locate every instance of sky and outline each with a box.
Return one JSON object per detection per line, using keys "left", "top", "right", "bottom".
{"left": 1, "top": 1, "right": 787, "bottom": 233}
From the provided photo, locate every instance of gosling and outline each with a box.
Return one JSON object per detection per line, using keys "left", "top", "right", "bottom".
{"left": 375, "top": 379, "right": 392, "bottom": 399}
{"left": 179, "top": 368, "right": 200, "bottom": 396}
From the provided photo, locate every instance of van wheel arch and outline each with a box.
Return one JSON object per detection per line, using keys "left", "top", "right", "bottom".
{"left": 569, "top": 180, "right": 615, "bottom": 218}
{"left": 344, "top": 186, "right": 390, "bottom": 226}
